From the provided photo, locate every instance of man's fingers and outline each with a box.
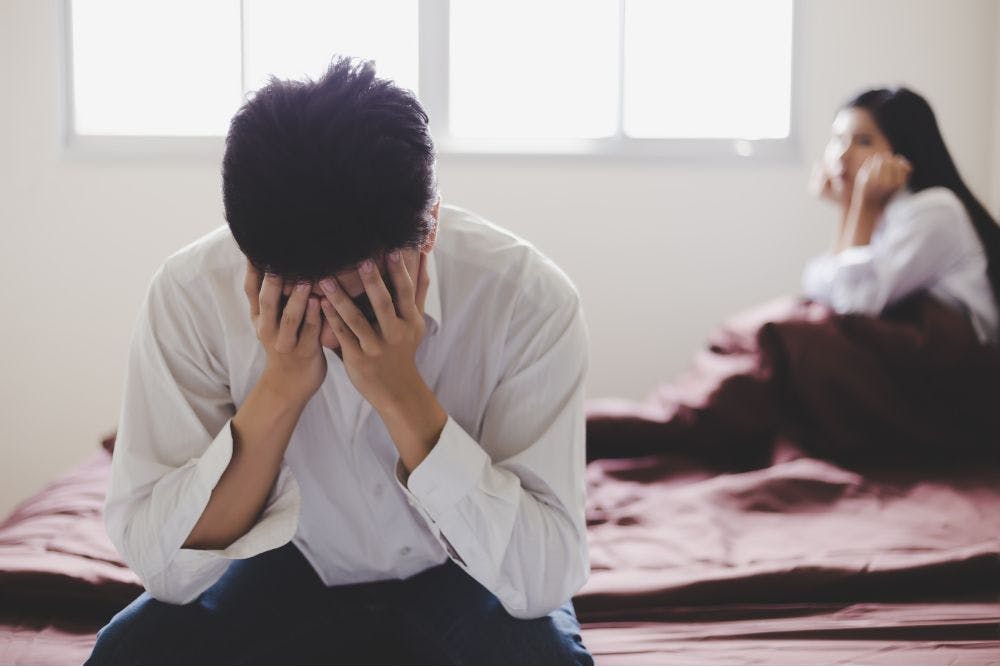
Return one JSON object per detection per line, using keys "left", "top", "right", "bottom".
{"left": 387, "top": 251, "right": 420, "bottom": 322}
{"left": 358, "top": 258, "right": 399, "bottom": 335}
{"left": 319, "top": 311, "right": 341, "bottom": 349}
{"left": 258, "top": 273, "right": 283, "bottom": 339}
{"left": 319, "top": 297, "right": 361, "bottom": 355}
{"left": 274, "top": 282, "right": 311, "bottom": 353}
{"left": 318, "top": 277, "right": 378, "bottom": 351}
{"left": 297, "top": 296, "right": 322, "bottom": 352}
{"left": 244, "top": 260, "right": 263, "bottom": 320}
{"left": 415, "top": 252, "right": 430, "bottom": 315}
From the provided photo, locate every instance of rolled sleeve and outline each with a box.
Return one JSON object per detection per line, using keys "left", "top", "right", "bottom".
{"left": 395, "top": 292, "right": 590, "bottom": 619}
{"left": 801, "top": 192, "right": 969, "bottom": 315}
{"left": 105, "top": 263, "right": 301, "bottom": 605}
{"left": 401, "top": 417, "right": 493, "bottom": 517}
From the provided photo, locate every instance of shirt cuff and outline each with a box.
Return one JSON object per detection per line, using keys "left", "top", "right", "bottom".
{"left": 395, "top": 415, "right": 489, "bottom": 519}
{"left": 836, "top": 244, "right": 876, "bottom": 267}
{"left": 193, "top": 418, "right": 235, "bottom": 490}
{"left": 176, "top": 419, "right": 302, "bottom": 561}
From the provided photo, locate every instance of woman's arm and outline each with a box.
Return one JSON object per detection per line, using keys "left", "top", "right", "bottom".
{"left": 834, "top": 153, "right": 912, "bottom": 252}
{"left": 804, "top": 189, "right": 969, "bottom": 315}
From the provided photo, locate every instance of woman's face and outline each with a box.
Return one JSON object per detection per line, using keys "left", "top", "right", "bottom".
{"left": 823, "top": 107, "right": 894, "bottom": 204}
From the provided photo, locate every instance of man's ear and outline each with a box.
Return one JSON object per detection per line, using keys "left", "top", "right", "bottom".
{"left": 420, "top": 199, "right": 440, "bottom": 253}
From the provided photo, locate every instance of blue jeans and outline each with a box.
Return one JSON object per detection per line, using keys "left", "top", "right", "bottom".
{"left": 86, "top": 542, "right": 593, "bottom": 665}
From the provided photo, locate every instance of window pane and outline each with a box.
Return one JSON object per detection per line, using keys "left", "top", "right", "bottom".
{"left": 243, "top": 0, "right": 418, "bottom": 96}
{"left": 624, "top": 0, "right": 793, "bottom": 139}
{"left": 449, "top": 0, "right": 619, "bottom": 139}
{"left": 71, "top": 0, "right": 242, "bottom": 136}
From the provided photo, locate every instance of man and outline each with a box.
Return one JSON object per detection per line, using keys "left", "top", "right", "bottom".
{"left": 87, "top": 57, "right": 592, "bottom": 664}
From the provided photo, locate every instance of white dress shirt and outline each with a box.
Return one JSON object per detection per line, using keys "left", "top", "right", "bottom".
{"left": 104, "top": 204, "right": 590, "bottom": 619}
{"left": 802, "top": 186, "right": 998, "bottom": 345}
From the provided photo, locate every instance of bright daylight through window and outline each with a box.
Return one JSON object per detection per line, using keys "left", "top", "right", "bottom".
{"left": 68, "top": 0, "right": 793, "bottom": 150}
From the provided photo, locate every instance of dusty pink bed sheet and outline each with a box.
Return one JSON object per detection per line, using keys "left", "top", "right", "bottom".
{"left": 2, "top": 448, "right": 999, "bottom": 664}
{"left": 577, "top": 454, "right": 1000, "bottom": 617}
{"left": 583, "top": 604, "right": 1000, "bottom": 665}
{"left": 575, "top": 452, "right": 1000, "bottom": 664}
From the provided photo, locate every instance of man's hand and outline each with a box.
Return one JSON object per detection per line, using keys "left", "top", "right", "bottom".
{"left": 244, "top": 260, "right": 327, "bottom": 405}
{"left": 185, "top": 261, "right": 325, "bottom": 550}
{"left": 318, "top": 250, "right": 446, "bottom": 472}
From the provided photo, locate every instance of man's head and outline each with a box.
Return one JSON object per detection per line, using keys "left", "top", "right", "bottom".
{"left": 223, "top": 56, "right": 438, "bottom": 284}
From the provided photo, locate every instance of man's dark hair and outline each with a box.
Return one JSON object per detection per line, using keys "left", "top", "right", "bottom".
{"left": 223, "top": 56, "right": 437, "bottom": 282}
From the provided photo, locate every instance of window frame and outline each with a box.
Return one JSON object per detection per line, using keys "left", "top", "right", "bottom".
{"left": 59, "top": 0, "right": 800, "bottom": 161}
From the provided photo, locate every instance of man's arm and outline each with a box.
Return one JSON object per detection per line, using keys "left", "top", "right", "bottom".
{"left": 105, "top": 262, "right": 322, "bottom": 604}
{"left": 182, "top": 267, "right": 326, "bottom": 550}
{"left": 397, "top": 298, "right": 590, "bottom": 619}
{"left": 181, "top": 378, "right": 307, "bottom": 550}
{"left": 319, "top": 253, "right": 590, "bottom": 619}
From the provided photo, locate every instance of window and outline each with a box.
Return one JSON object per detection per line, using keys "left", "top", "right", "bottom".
{"left": 70, "top": 0, "right": 242, "bottom": 136}
{"left": 448, "top": 0, "right": 619, "bottom": 140}
{"left": 64, "top": 0, "right": 795, "bottom": 157}
{"left": 623, "top": 0, "right": 792, "bottom": 140}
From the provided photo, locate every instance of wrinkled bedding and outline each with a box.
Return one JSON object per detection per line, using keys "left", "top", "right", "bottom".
{"left": 2, "top": 446, "right": 998, "bottom": 664}
{"left": 582, "top": 603, "right": 1000, "bottom": 665}
{"left": 586, "top": 294, "right": 1000, "bottom": 469}
{"left": 0, "top": 451, "right": 141, "bottom": 614}
{"left": 578, "top": 454, "right": 1000, "bottom": 617}
{"left": 576, "top": 453, "right": 1000, "bottom": 663}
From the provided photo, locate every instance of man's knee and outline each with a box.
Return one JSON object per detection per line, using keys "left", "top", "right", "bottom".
{"left": 509, "top": 605, "right": 594, "bottom": 666}
{"left": 86, "top": 593, "right": 215, "bottom": 665}
{"left": 447, "top": 602, "right": 594, "bottom": 666}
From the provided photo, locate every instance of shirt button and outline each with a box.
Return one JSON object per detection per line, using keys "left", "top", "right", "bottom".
{"left": 400, "top": 546, "right": 411, "bottom": 556}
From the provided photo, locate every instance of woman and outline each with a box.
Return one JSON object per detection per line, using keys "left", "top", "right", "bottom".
{"left": 803, "top": 87, "right": 999, "bottom": 345}
{"left": 586, "top": 87, "right": 1000, "bottom": 468}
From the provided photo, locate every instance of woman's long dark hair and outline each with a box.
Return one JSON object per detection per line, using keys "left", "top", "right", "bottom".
{"left": 847, "top": 87, "right": 1000, "bottom": 314}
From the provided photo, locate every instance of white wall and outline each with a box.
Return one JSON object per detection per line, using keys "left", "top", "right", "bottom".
{"left": 1, "top": 0, "right": 997, "bottom": 518}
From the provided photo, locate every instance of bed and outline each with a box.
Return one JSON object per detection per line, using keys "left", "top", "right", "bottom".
{"left": 2, "top": 439, "right": 998, "bottom": 664}
{"left": 3, "top": 295, "right": 999, "bottom": 664}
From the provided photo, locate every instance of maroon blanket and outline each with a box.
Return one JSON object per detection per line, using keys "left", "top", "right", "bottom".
{"left": 582, "top": 602, "right": 1000, "bottom": 665}
{"left": 576, "top": 450, "right": 1000, "bottom": 662}
{"left": 4, "top": 315, "right": 1000, "bottom": 667}
{"left": 586, "top": 293, "right": 1000, "bottom": 468}
{"left": 575, "top": 293, "right": 1000, "bottom": 661}
{"left": 0, "top": 450, "right": 141, "bottom": 615}
{"left": 576, "top": 453, "right": 1000, "bottom": 619}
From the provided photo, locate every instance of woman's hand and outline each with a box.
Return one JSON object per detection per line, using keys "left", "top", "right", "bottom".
{"left": 833, "top": 154, "right": 911, "bottom": 251}
{"left": 851, "top": 153, "right": 912, "bottom": 211}
{"left": 244, "top": 260, "right": 327, "bottom": 405}
{"left": 808, "top": 160, "right": 840, "bottom": 204}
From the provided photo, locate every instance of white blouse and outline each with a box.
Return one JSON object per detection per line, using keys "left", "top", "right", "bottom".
{"left": 103, "top": 205, "right": 590, "bottom": 619}
{"left": 802, "top": 186, "right": 998, "bottom": 345}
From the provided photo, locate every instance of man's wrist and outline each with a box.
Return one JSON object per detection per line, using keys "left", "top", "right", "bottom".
{"left": 376, "top": 377, "right": 448, "bottom": 474}
{"left": 257, "top": 368, "right": 315, "bottom": 409}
